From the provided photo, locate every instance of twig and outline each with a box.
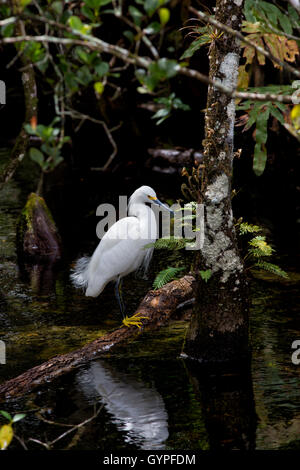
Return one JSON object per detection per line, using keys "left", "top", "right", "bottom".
{"left": 1, "top": 16, "right": 300, "bottom": 104}
{"left": 61, "top": 107, "right": 122, "bottom": 171}
{"left": 2, "top": 32, "right": 299, "bottom": 104}
{"left": 0, "top": 16, "right": 17, "bottom": 26}
{"left": 13, "top": 433, "right": 28, "bottom": 450}
{"left": 28, "top": 404, "right": 104, "bottom": 450}
{"left": 179, "top": 66, "right": 300, "bottom": 103}
{"left": 120, "top": 14, "right": 160, "bottom": 59}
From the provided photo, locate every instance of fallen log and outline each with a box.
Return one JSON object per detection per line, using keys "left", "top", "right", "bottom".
{"left": 146, "top": 148, "right": 203, "bottom": 176}
{"left": 0, "top": 275, "right": 195, "bottom": 401}
{"left": 147, "top": 148, "right": 203, "bottom": 166}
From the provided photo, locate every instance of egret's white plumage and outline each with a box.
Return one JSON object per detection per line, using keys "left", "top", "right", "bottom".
{"left": 71, "top": 186, "right": 170, "bottom": 301}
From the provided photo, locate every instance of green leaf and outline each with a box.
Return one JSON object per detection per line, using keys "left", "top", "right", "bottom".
{"left": 152, "top": 107, "right": 170, "bottom": 125}
{"left": 11, "top": 414, "right": 26, "bottom": 424}
{"left": 75, "top": 47, "right": 90, "bottom": 64}
{"left": 123, "top": 30, "right": 135, "bottom": 42}
{"left": 0, "top": 411, "right": 12, "bottom": 422}
{"left": 244, "top": 0, "right": 256, "bottom": 23}
{"left": 288, "top": 3, "right": 300, "bottom": 22}
{"left": 199, "top": 269, "right": 212, "bottom": 283}
{"left": 29, "top": 148, "right": 44, "bottom": 167}
{"left": 145, "top": 236, "right": 186, "bottom": 250}
{"left": 255, "top": 108, "right": 270, "bottom": 144}
{"left": 278, "top": 13, "right": 293, "bottom": 35}
{"left": 94, "top": 61, "right": 109, "bottom": 77}
{"left": 81, "top": 5, "right": 95, "bottom": 21}
{"left": 153, "top": 266, "right": 185, "bottom": 289}
{"left": 249, "top": 235, "right": 273, "bottom": 256}
{"left": 129, "top": 6, "right": 143, "bottom": 26}
{"left": 254, "top": 260, "right": 289, "bottom": 278}
{"left": 20, "top": 0, "right": 32, "bottom": 9}
{"left": 149, "top": 58, "right": 178, "bottom": 79}
{"left": 1, "top": 23, "right": 14, "bottom": 37}
{"left": 144, "top": 22, "right": 161, "bottom": 34}
{"left": 76, "top": 65, "right": 93, "bottom": 85}
{"left": 51, "top": 1, "right": 63, "bottom": 16}
{"left": 94, "top": 81, "right": 104, "bottom": 94}
{"left": 244, "top": 103, "right": 262, "bottom": 130}
{"left": 239, "top": 222, "right": 262, "bottom": 235}
{"left": 180, "top": 35, "right": 211, "bottom": 59}
{"left": 144, "top": 0, "right": 159, "bottom": 16}
{"left": 68, "top": 16, "right": 84, "bottom": 31}
{"left": 269, "top": 106, "right": 284, "bottom": 125}
{"left": 253, "top": 142, "right": 267, "bottom": 176}
{"left": 85, "top": 0, "right": 112, "bottom": 8}
{"left": 158, "top": 7, "right": 170, "bottom": 25}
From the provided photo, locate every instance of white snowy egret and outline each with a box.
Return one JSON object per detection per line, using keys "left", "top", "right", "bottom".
{"left": 71, "top": 185, "right": 173, "bottom": 327}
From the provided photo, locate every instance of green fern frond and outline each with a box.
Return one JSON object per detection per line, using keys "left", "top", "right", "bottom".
{"left": 239, "top": 222, "right": 262, "bottom": 235}
{"left": 254, "top": 260, "right": 289, "bottom": 279}
{"left": 199, "top": 269, "right": 212, "bottom": 283}
{"left": 248, "top": 236, "right": 273, "bottom": 257}
{"left": 153, "top": 266, "right": 185, "bottom": 290}
{"left": 149, "top": 236, "right": 187, "bottom": 250}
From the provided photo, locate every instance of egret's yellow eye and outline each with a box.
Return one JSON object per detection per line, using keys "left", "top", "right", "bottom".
{"left": 148, "top": 195, "right": 157, "bottom": 200}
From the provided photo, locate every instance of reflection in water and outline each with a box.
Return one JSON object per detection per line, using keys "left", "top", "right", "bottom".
{"left": 18, "top": 259, "right": 59, "bottom": 295}
{"left": 76, "top": 361, "right": 169, "bottom": 450}
{"left": 185, "top": 360, "right": 257, "bottom": 450}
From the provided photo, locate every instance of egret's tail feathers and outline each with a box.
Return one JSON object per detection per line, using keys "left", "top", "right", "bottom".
{"left": 70, "top": 256, "right": 90, "bottom": 289}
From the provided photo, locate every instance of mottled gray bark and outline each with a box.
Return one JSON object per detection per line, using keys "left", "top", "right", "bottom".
{"left": 184, "top": 0, "right": 249, "bottom": 364}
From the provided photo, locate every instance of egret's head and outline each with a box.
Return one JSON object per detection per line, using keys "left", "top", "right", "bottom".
{"left": 130, "top": 186, "right": 173, "bottom": 214}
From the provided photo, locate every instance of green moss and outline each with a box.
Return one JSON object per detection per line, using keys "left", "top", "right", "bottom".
{"left": 22, "top": 193, "right": 56, "bottom": 233}
{"left": 16, "top": 192, "right": 59, "bottom": 257}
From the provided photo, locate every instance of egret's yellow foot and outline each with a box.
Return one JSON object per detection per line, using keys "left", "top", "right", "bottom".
{"left": 122, "top": 313, "right": 147, "bottom": 328}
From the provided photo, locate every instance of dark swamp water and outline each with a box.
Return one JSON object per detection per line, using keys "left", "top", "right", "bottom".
{"left": 0, "top": 148, "right": 299, "bottom": 451}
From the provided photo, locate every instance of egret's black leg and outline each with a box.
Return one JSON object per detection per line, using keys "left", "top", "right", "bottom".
{"left": 115, "top": 276, "right": 125, "bottom": 317}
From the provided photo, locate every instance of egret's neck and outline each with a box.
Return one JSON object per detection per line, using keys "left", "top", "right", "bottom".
{"left": 128, "top": 202, "right": 157, "bottom": 240}
{"left": 128, "top": 201, "right": 148, "bottom": 218}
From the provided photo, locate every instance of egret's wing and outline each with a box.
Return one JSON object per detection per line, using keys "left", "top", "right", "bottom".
{"left": 96, "top": 216, "right": 140, "bottom": 254}
{"left": 88, "top": 217, "right": 140, "bottom": 277}
{"left": 85, "top": 216, "right": 155, "bottom": 297}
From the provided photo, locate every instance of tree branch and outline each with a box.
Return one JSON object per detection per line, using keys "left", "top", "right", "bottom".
{"left": 188, "top": 6, "right": 300, "bottom": 79}
{"left": 60, "top": 107, "right": 122, "bottom": 171}
{"left": 1, "top": 32, "right": 298, "bottom": 104}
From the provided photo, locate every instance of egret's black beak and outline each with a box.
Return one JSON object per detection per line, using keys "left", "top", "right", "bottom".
{"left": 153, "top": 198, "right": 174, "bottom": 215}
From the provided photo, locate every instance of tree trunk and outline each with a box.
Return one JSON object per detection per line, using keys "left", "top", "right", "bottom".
{"left": 0, "top": 18, "right": 37, "bottom": 190}
{"left": 16, "top": 192, "right": 62, "bottom": 261}
{"left": 184, "top": 0, "right": 249, "bottom": 364}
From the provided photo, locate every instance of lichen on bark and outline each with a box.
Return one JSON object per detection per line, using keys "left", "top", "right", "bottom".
{"left": 184, "top": 0, "right": 249, "bottom": 364}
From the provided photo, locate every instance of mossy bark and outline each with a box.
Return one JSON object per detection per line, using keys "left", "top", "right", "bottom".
{"left": 184, "top": 0, "right": 249, "bottom": 364}
{"left": 17, "top": 192, "right": 62, "bottom": 261}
